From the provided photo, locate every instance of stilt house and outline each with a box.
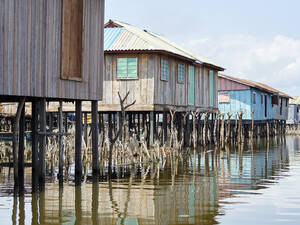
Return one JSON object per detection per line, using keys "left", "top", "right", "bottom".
{"left": 0, "top": 0, "right": 104, "bottom": 102}
{"left": 0, "top": 0, "right": 105, "bottom": 185}
{"left": 287, "top": 96, "right": 300, "bottom": 124}
{"left": 100, "top": 20, "right": 224, "bottom": 112}
{"left": 218, "top": 74, "right": 290, "bottom": 121}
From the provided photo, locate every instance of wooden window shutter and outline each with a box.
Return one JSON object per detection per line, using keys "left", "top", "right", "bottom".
{"left": 61, "top": 0, "right": 83, "bottom": 81}
{"left": 127, "top": 58, "right": 138, "bottom": 78}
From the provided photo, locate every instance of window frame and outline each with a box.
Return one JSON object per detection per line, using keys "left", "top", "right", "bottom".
{"left": 116, "top": 56, "right": 139, "bottom": 80}
{"left": 160, "top": 57, "right": 169, "bottom": 82}
{"left": 177, "top": 63, "right": 185, "bottom": 84}
{"left": 253, "top": 92, "right": 256, "bottom": 104}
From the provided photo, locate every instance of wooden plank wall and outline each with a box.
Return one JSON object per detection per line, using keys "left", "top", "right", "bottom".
{"left": 0, "top": 0, "right": 104, "bottom": 101}
{"left": 100, "top": 53, "right": 219, "bottom": 111}
{"left": 153, "top": 56, "right": 219, "bottom": 109}
{"left": 99, "top": 53, "right": 155, "bottom": 111}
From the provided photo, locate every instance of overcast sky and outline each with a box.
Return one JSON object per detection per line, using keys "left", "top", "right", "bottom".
{"left": 105, "top": 0, "right": 300, "bottom": 96}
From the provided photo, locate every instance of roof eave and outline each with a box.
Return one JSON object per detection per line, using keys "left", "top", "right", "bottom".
{"left": 105, "top": 49, "right": 224, "bottom": 71}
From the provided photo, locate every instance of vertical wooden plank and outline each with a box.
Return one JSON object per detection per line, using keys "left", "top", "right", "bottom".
{"left": 75, "top": 100, "right": 82, "bottom": 185}
{"left": 92, "top": 100, "right": 99, "bottom": 176}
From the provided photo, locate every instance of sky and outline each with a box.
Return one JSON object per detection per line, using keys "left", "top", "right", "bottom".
{"left": 105, "top": 0, "right": 300, "bottom": 96}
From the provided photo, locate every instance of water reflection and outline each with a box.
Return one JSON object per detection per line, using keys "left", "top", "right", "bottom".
{"left": 1, "top": 136, "right": 300, "bottom": 224}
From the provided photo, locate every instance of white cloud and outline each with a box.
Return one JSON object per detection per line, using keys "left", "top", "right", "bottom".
{"left": 184, "top": 35, "right": 300, "bottom": 96}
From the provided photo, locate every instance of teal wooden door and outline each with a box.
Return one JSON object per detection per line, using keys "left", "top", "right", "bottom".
{"left": 188, "top": 66, "right": 195, "bottom": 105}
{"left": 209, "top": 70, "right": 214, "bottom": 107}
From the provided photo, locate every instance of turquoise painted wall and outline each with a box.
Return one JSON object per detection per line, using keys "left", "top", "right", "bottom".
{"left": 250, "top": 90, "right": 273, "bottom": 120}
{"left": 218, "top": 90, "right": 252, "bottom": 119}
{"left": 218, "top": 89, "right": 274, "bottom": 120}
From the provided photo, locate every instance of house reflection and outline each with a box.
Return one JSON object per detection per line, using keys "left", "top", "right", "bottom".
{"left": 7, "top": 140, "right": 293, "bottom": 225}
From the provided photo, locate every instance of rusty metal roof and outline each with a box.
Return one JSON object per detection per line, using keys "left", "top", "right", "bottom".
{"left": 104, "top": 20, "right": 224, "bottom": 71}
{"left": 219, "top": 74, "right": 291, "bottom": 98}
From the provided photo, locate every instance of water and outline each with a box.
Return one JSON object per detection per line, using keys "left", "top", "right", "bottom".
{"left": 1, "top": 136, "right": 300, "bottom": 225}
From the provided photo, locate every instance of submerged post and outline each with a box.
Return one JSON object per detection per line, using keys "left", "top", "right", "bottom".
{"left": 75, "top": 101, "right": 82, "bottom": 185}
{"left": 39, "top": 99, "right": 46, "bottom": 185}
{"left": 58, "top": 101, "right": 64, "bottom": 185}
{"left": 91, "top": 101, "right": 99, "bottom": 177}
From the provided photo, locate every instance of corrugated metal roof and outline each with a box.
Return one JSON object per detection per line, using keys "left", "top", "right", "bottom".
{"left": 104, "top": 27, "right": 123, "bottom": 50}
{"left": 290, "top": 96, "right": 300, "bottom": 104}
{"left": 219, "top": 74, "right": 291, "bottom": 98}
{"left": 104, "top": 20, "right": 224, "bottom": 71}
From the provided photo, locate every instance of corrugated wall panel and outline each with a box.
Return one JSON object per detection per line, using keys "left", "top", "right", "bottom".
{"left": 218, "top": 77, "right": 250, "bottom": 91}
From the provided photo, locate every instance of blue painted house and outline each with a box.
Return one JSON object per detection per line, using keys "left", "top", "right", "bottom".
{"left": 218, "top": 74, "right": 290, "bottom": 121}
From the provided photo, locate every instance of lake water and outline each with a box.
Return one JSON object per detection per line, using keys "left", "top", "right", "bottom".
{"left": 1, "top": 136, "right": 300, "bottom": 225}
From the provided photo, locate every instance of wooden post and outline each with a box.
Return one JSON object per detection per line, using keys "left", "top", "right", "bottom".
{"left": 18, "top": 106, "right": 25, "bottom": 193}
{"left": 137, "top": 113, "right": 141, "bottom": 141}
{"left": 117, "top": 112, "right": 122, "bottom": 141}
{"left": 12, "top": 98, "right": 26, "bottom": 188}
{"left": 58, "top": 101, "right": 64, "bottom": 185}
{"left": 149, "top": 111, "right": 154, "bottom": 146}
{"left": 108, "top": 113, "right": 112, "bottom": 141}
{"left": 49, "top": 113, "right": 53, "bottom": 132}
{"left": 64, "top": 113, "right": 68, "bottom": 133}
{"left": 163, "top": 110, "right": 168, "bottom": 145}
{"left": 31, "top": 101, "right": 39, "bottom": 192}
{"left": 75, "top": 100, "right": 82, "bottom": 185}
{"left": 91, "top": 101, "right": 99, "bottom": 176}
{"left": 220, "top": 114, "right": 225, "bottom": 149}
{"left": 39, "top": 99, "right": 46, "bottom": 185}
{"left": 84, "top": 112, "right": 88, "bottom": 146}
{"left": 267, "top": 122, "right": 270, "bottom": 142}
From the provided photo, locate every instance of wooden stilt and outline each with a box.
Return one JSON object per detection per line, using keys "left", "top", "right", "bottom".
{"left": 32, "top": 101, "right": 39, "bottom": 193}
{"left": 92, "top": 100, "right": 99, "bottom": 177}
{"left": 18, "top": 106, "right": 25, "bottom": 194}
{"left": 137, "top": 113, "right": 141, "bottom": 141}
{"left": 84, "top": 112, "right": 88, "bottom": 146}
{"left": 39, "top": 99, "right": 46, "bottom": 185}
{"left": 58, "top": 101, "right": 64, "bottom": 185}
{"left": 75, "top": 100, "right": 82, "bottom": 185}
{"left": 150, "top": 111, "right": 154, "bottom": 146}
{"left": 163, "top": 110, "right": 168, "bottom": 145}
{"left": 108, "top": 113, "right": 112, "bottom": 141}
{"left": 49, "top": 113, "right": 53, "bottom": 132}
{"left": 64, "top": 113, "right": 68, "bottom": 133}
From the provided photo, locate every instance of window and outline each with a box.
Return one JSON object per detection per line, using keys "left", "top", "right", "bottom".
{"left": 161, "top": 58, "right": 168, "bottom": 81}
{"left": 61, "top": 0, "right": 83, "bottom": 81}
{"left": 253, "top": 92, "right": 256, "bottom": 104}
{"left": 261, "top": 95, "right": 264, "bottom": 104}
{"left": 117, "top": 57, "right": 138, "bottom": 78}
{"left": 178, "top": 63, "right": 185, "bottom": 83}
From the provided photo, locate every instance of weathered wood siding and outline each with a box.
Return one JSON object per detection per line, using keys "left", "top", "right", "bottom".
{"left": 99, "top": 53, "right": 155, "bottom": 111}
{"left": 100, "top": 53, "right": 218, "bottom": 111}
{"left": 273, "top": 97, "right": 289, "bottom": 120}
{"left": 0, "top": 0, "right": 104, "bottom": 100}
{"left": 153, "top": 55, "right": 218, "bottom": 110}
